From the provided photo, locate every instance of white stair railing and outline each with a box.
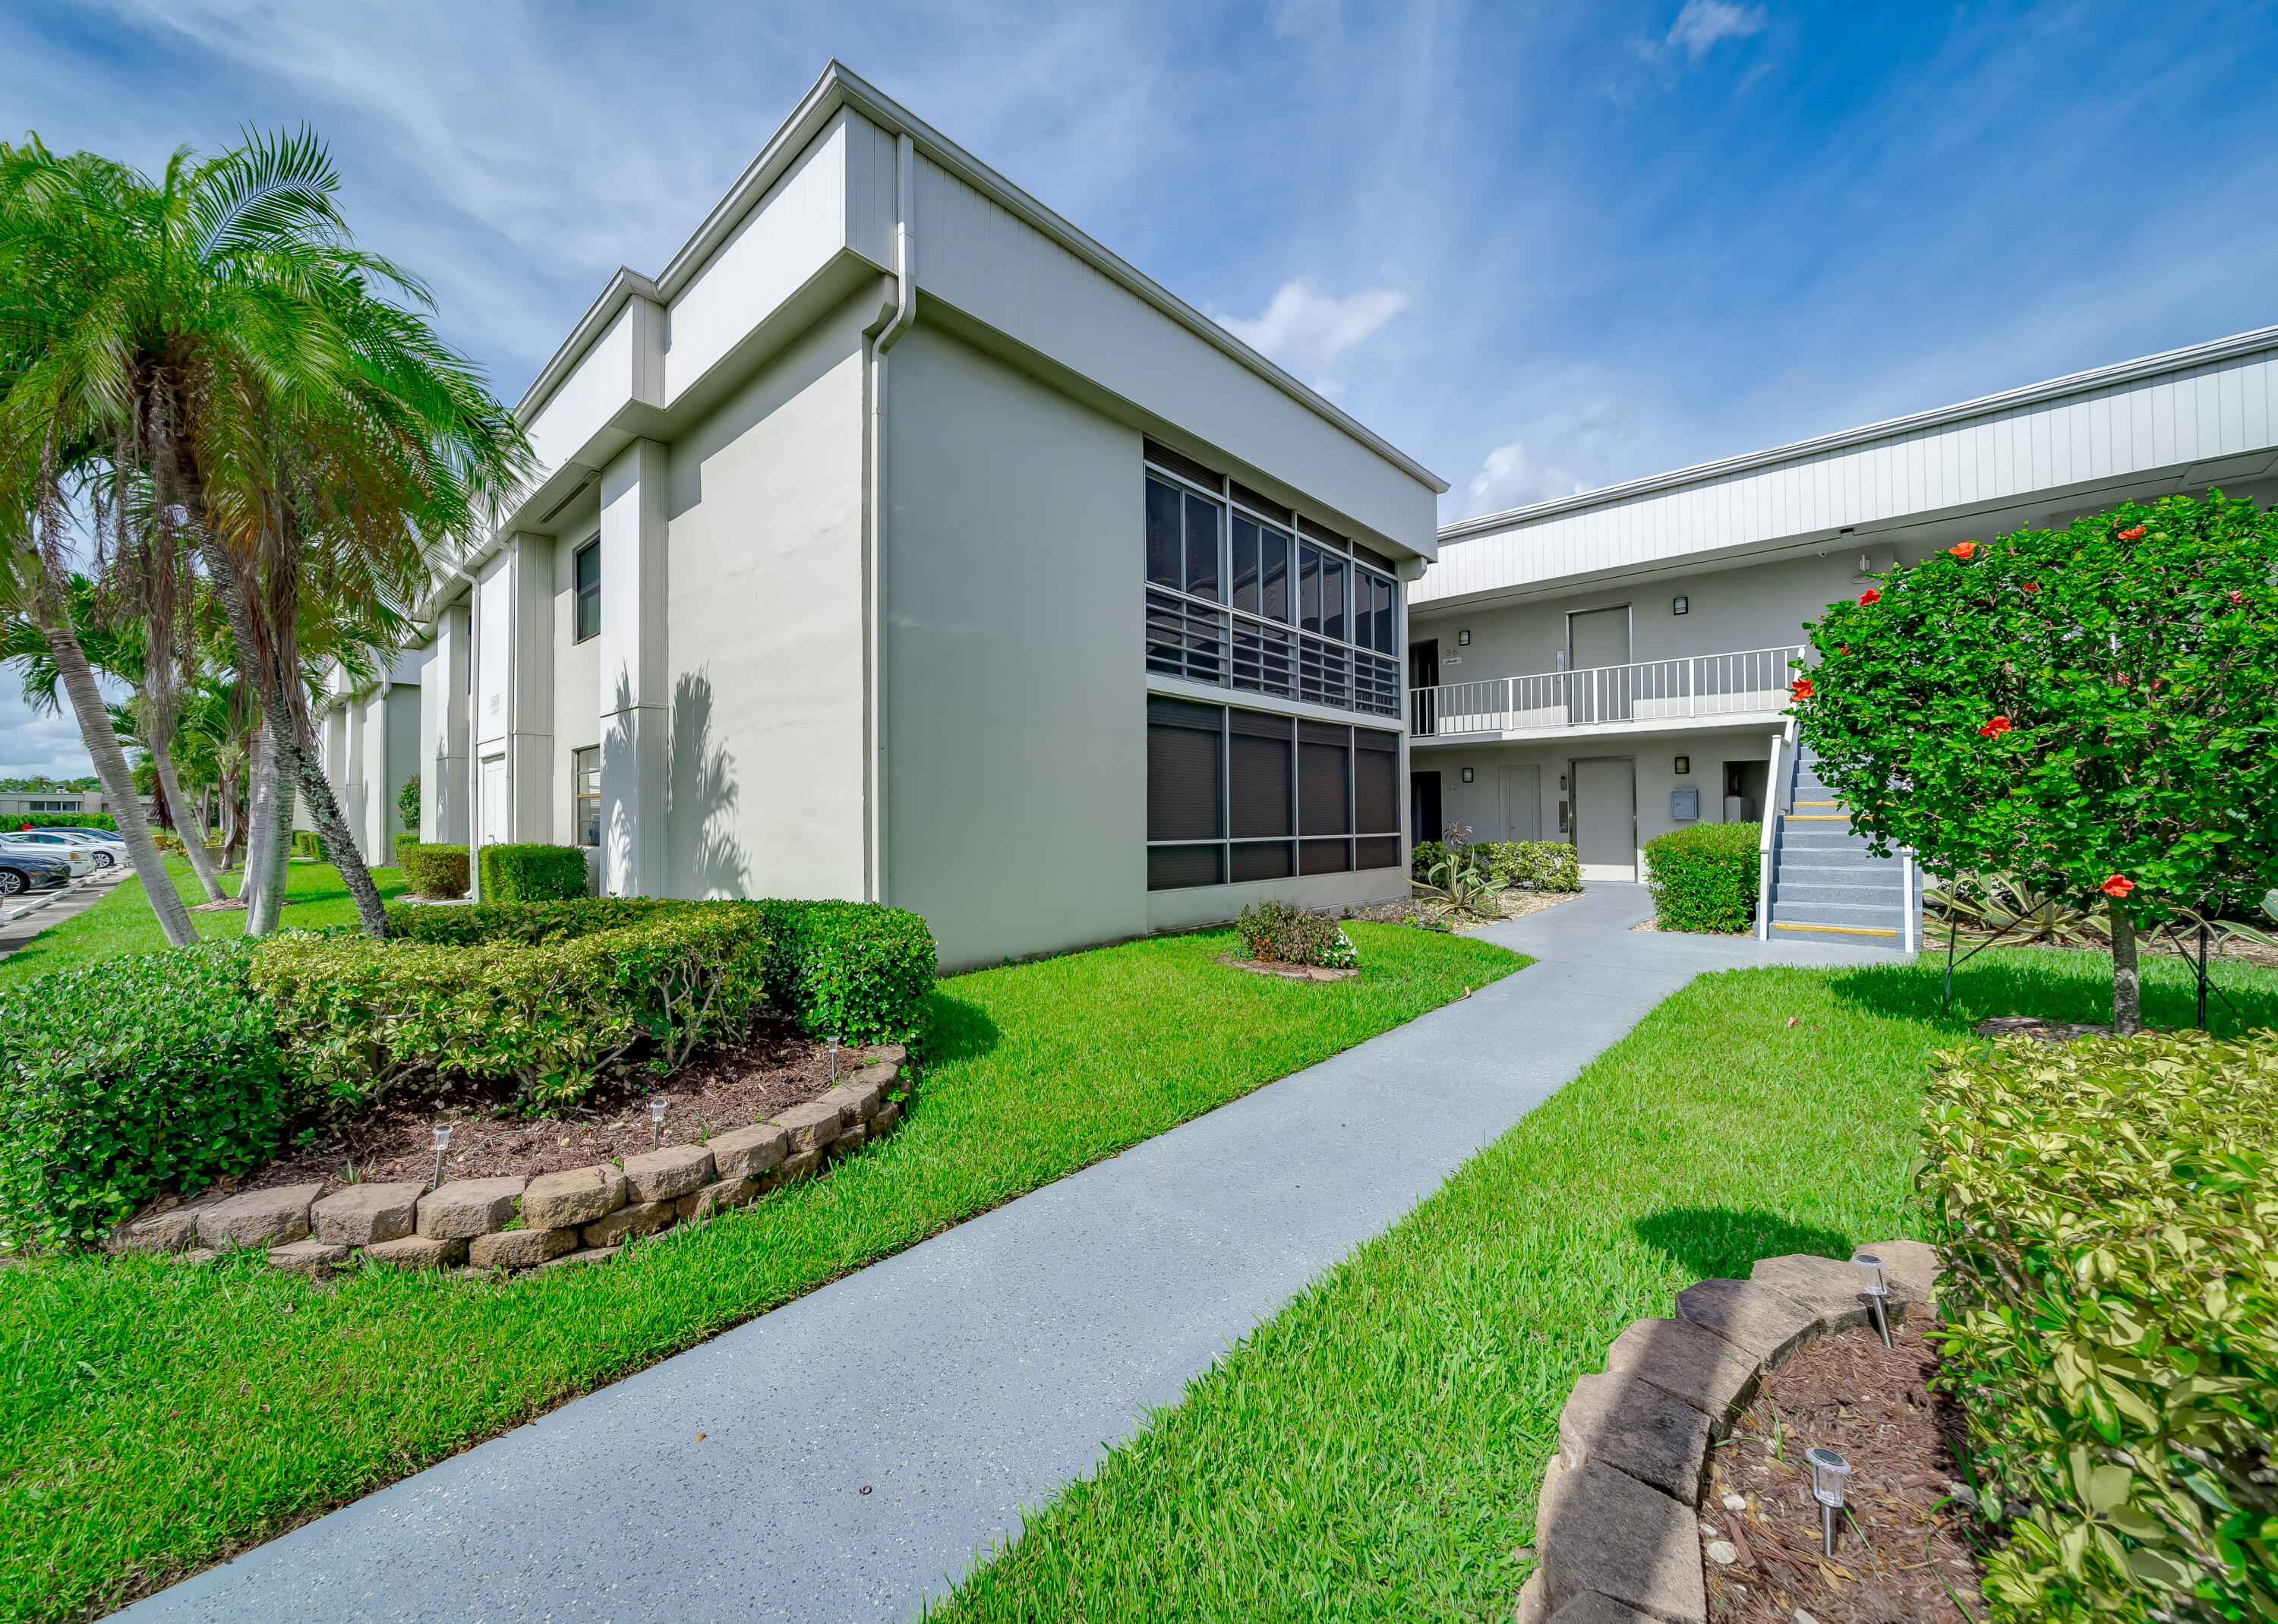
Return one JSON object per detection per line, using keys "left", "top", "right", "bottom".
{"left": 1409, "top": 645, "right": 1803, "bottom": 737}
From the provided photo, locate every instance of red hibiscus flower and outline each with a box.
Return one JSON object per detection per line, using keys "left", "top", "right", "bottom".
{"left": 2021, "top": 582, "right": 2040, "bottom": 594}
{"left": 1858, "top": 588, "right": 1880, "bottom": 605}
{"left": 2117, "top": 525, "right": 2147, "bottom": 541}
{"left": 1978, "top": 715, "right": 2013, "bottom": 737}
{"left": 2100, "top": 874, "right": 2135, "bottom": 898}
{"left": 1790, "top": 676, "right": 1813, "bottom": 700}
{"left": 1946, "top": 541, "right": 1978, "bottom": 560}
{"left": 2231, "top": 589, "right": 2247, "bottom": 606}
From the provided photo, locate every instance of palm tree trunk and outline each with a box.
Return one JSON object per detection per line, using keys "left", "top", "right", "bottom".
{"left": 27, "top": 579, "right": 197, "bottom": 947}
{"left": 277, "top": 725, "right": 389, "bottom": 936}
{"left": 2111, "top": 903, "right": 2141, "bottom": 1036}
{"left": 152, "top": 733, "right": 225, "bottom": 903}
{"left": 243, "top": 718, "right": 292, "bottom": 935}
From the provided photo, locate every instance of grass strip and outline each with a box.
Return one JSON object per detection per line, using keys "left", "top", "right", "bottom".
{"left": 0, "top": 858, "right": 409, "bottom": 987}
{"left": 0, "top": 920, "right": 1522, "bottom": 1622}
{"left": 925, "top": 945, "right": 2278, "bottom": 1622}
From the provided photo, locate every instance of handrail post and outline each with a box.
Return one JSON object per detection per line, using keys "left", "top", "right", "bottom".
{"left": 1756, "top": 717, "right": 1791, "bottom": 941}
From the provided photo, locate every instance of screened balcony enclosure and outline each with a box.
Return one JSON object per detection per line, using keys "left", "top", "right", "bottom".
{"left": 1410, "top": 645, "right": 1803, "bottom": 738}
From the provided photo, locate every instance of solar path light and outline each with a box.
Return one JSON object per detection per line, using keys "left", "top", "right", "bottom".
{"left": 1854, "top": 1252, "right": 1894, "bottom": 1348}
{"left": 1806, "top": 1447, "right": 1853, "bottom": 1556}
{"left": 650, "top": 1096, "right": 670, "bottom": 1150}
{"left": 827, "top": 1033, "right": 841, "bottom": 1081}
{"left": 430, "top": 1122, "right": 453, "bottom": 1190}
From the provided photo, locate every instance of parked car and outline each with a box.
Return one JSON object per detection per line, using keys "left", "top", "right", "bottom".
{"left": 18, "top": 826, "right": 127, "bottom": 867}
{"left": 0, "top": 846, "right": 73, "bottom": 896}
{"left": 0, "top": 837, "right": 96, "bottom": 878}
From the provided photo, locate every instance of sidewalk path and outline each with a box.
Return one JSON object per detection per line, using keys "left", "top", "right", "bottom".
{"left": 126, "top": 885, "right": 1906, "bottom": 1623}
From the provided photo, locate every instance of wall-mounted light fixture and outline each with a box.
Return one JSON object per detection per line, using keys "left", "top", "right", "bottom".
{"left": 1671, "top": 595, "right": 1689, "bottom": 615}
{"left": 1461, "top": 767, "right": 1475, "bottom": 783}
{"left": 1674, "top": 755, "right": 1690, "bottom": 774}
{"left": 1457, "top": 629, "right": 1472, "bottom": 645}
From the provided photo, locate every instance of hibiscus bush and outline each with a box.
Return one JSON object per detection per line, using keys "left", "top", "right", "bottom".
{"left": 1797, "top": 494, "right": 2278, "bottom": 1031}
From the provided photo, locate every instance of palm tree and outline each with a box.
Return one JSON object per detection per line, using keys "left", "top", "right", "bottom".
{"left": 0, "top": 130, "right": 527, "bottom": 937}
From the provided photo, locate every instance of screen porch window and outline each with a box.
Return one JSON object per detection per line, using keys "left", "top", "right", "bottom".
{"left": 573, "top": 539, "right": 601, "bottom": 643}
{"left": 572, "top": 746, "right": 600, "bottom": 847}
{"left": 1147, "top": 703, "right": 1402, "bottom": 889}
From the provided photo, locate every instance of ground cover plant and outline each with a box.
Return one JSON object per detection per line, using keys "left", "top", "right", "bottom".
{"left": 0, "top": 919, "right": 1521, "bottom": 1622}
{"left": 924, "top": 946, "right": 2278, "bottom": 1624}
{"left": 0, "top": 858, "right": 409, "bottom": 989}
{"left": 1644, "top": 820, "right": 1761, "bottom": 933}
{"left": 1928, "top": 1030, "right": 2277, "bottom": 1621}
{"left": 1235, "top": 899, "right": 1356, "bottom": 967}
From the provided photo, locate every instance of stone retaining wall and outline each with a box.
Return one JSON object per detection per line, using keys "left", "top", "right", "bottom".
{"left": 1514, "top": 1238, "right": 1942, "bottom": 1624}
{"left": 106, "top": 1054, "right": 913, "bottom": 1278}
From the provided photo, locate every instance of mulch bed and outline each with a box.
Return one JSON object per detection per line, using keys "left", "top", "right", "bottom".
{"left": 233, "top": 1020, "right": 895, "bottom": 1202}
{"left": 1343, "top": 887, "right": 1577, "bottom": 933}
{"left": 1213, "top": 954, "right": 1356, "bottom": 982}
{"left": 1705, "top": 1320, "right": 1991, "bottom": 1623}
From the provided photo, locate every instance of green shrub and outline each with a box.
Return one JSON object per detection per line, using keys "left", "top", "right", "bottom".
{"left": 398, "top": 773, "right": 420, "bottom": 834}
{"left": 750, "top": 899, "right": 936, "bottom": 1045}
{"left": 396, "top": 843, "right": 470, "bottom": 900}
{"left": 253, "top": 903, "right": 770, "bottom": 1112}
{"left": 1235, "top": 900, "right": 1357, "bottom": 969}
{"left": 292, "top": 829, "right": 326, "bottom": 862}
{"left": 1410, "top": 839, "right": 1447, "bottom": 882}
{"left": 383, "top": 895, "right": 675, "bottom": 946}
{"left": 1925, "top": 1030, "right": 2278, "bottom": 1622}
{"left": 5, "top": 812, "right": 118, "bottom": 831}
{"left": 479, "top": 842, "right": 590, "bottom": 902}
{"left": 1642, "top": 822, "right": 1759, "bottom": 932}
{"left": 1475, "top": 840, "right": 1581, "bottom": 892}
{"left": 0, "top": 943, "right": 282, "bottom": 1248}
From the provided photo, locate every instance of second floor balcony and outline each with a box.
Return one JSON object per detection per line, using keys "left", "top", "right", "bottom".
{"left": 1410, "top": 644, "right": 1803, "bottom": 741}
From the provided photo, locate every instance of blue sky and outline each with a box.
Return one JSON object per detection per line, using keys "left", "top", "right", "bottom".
{"left": 6, "top": 0, "right": 2278, "bottom": 773}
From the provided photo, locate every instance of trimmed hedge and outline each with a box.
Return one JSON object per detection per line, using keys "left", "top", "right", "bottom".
{"left": 5, "top": 812, "right": 117, "bottom": 831}
{"left": 479, "top": 842, "right": 589, "bottom": 902}
{"left": 292, "top": 829, "right": 327, "bottom": 862}
{"left": 751, "top": 898, "right": 937, "bottom": 1045}
{"left": 1475, "top": 839, "right": 1581, "bottom": 892}
{"left": 253, "top": 903, "right": 770, "bottom": 1111}
{"left": 383, "top": 895, "right": 676, "bottom": 946}
{"left": 0, "top": 944, "right": 282, "bottom": 1249}
{"left": 1926, "top": 1030, "right": 2278, "bottom": 1622}
{"left": 1642, "top": 821, "right": 1759, "bottom": 933}
{"left": 1235, "top": 900, "right": 1357, "bottom": 969}
{"left": 397, "top": 843, "right": 470, "bottom": 900}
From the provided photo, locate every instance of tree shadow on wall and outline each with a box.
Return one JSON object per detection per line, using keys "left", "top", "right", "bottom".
{"left": 670, "top": 670, "right": 749, "bottom": 900}
{"left": 1633, "top": 1208, "right": 1855, "bottom": 1283}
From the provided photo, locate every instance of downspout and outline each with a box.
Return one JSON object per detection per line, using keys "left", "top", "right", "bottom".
{"left": 1756, "top": 716, "right": 1793, "bottom": 941}
{"left": 866, "top": 131, "right": 915, "bottom": 903}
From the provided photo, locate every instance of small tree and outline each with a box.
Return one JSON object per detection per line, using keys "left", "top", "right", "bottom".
{"left": 1797, "top": 494, "right": 2278, "bottom": 1033}
{"left": 398, "top": 771, "right": 420, "bottom": 835}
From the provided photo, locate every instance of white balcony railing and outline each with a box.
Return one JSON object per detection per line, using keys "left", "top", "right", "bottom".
{"left": 1410, "top": 645, "right": 1803, "bottom": 736}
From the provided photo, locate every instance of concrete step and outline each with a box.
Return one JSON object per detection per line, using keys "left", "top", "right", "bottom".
{"left": 1773, "top": 879, "right": 1903, "bottom": 907}
{"left": 1769, "top": 919, "right": 1908, "bottom": 948}
{"left": 1777, "top": 831, "right": 1888, "bottom": 855}
{"left": 1772, "top": 900, "right": 1907, "bottom": 931}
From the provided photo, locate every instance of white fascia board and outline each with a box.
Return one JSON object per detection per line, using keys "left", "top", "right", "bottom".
{"left": 1440, "top": 322, "right": 2278, "bottom": 547}
{"left": 510, "top": 61, "right": 1445, "bottom": 499}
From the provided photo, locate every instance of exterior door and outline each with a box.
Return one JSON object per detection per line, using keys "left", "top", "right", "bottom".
{"left": 1409, "top": 638, "right": 1440, "bottom": 735}
{"left": 1411, "top": 770, "right": 1443, "bottom": 850}
{"left": 1573, "top": 757, "right": 1636, "bottom": 880}
{"left": 481, "top": 755, "right": 508, "bottom": 846}
{"left": 1500, "top": 765, "right": 1541, "bottom": 841}
{"left": 1568, "top": 607, "right": 1632, "bottom": 724}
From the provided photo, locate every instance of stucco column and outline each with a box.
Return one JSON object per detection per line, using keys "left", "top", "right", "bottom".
{"left": 509, "top": 531, "right": 556, "bottom": 844}
{"left": 427, "top": 602, "right": 472, "bottom": 843}
{"left": 598, "top": 440, "right": 669, "bottom": 897}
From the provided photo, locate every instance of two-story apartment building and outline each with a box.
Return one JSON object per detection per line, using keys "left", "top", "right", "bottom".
{"left": 1410, "top": 324, "right": 2278, "bottom": 942}
{"left": 321, "top": 63, "right": 1444, "bottom": 970}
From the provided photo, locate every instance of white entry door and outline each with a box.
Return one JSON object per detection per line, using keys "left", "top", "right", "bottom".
{"left": 1573, "top": 758, "right": 1636, "bottom": 881}
{"left": 1500, "top": 766, "right": 1541, "bottom": 841}
{"left": 481, "top": 756, "right": 508, "bottom": 846}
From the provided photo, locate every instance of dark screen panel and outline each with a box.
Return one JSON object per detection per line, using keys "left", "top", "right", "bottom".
{"left": 1147, "top": 716, "right": 1223, "bottom": 841}
{"left": 1231, "top": 840, "right": 1294, "bottom": 881}
{"left": 1231, "top": 518, "right": 1259, "bottom": 614}
{"left": 1354, "top": 836, "right": 1400, "bottom": 872}
{"left": 1354, "top": 740, "right": 1397, "bottom": 834}
{"left": 1148, "top": 844, "right": 1224, "bottom": 891}
{"left": 1145, "top": 478, "right": 1182, "bottom": 588}
{"left": 1262, "top": 530, "right": 1289, "bottom": 623}
{"left": 1230, "top": 731, "right": 1293, "bottom": 838}
{"left": 1299, "top": 837, "right": 1352, "bottom": 874}
{"left": 1185, "top": 493, "right": 1220, "bottom": 601}
{"left": 1299, "top": 736, "right": 1350, "bottom": 835}
{"left": 1322, "top": 555, "right": 1346, "bottom": 642}
{"left": 1298, "top": 545, "right": 1321, "bottom": 632}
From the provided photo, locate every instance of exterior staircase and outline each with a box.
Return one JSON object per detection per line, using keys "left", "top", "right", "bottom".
{"left": 1761, "top": 742, "right": 1915, "bottom": 949}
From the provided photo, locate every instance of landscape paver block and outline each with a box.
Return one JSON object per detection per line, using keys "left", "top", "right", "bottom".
{"left": 706, "top": 1123, "right": 789, "bottom": 1180}
{"left": 417, "top": 1176, "right": 526, "bottom": 1240}
{"left": 822, "top": 1078, "right": 883, "bottom": 1123}
{"left": 194, "top": 1182, "right": 324, "bottom": 1251}
{"left": 1750, "top": 1253, "right": 1885, "bottom": 1335}
{"left": 1858, "top": 1237, "right": 1940, "bottom": 1308}
{"left": 362, "top": 1235, "right": 468, "bottom": 1269}
{"left": 1536, "top": 1456, "right": 1706, "bottom": 1623}
{"left": 311, "top": 1181, "right": 423, "bottom": 1247}
{"left": 582, "top": 1200, "right": 675, "bottom": 1247}
{"left": 106, "top": 1206, "right": 200, "bottom": 1255}
{"left": 850, "top": 1061, "right": 900, "bottom": 1090}
{"left": 871, "top": 1101, "right": 902, "bottom": 1136}
{"left": 861, "top": 1043, "right": 907, "bottom": 1067}
{"left": 1675, "top": 1276, "right": 1819, "bottom": 1371}
{"left": 828, "top": 1124, "right": 868, "bottom": 1160}
{"left": 1603, "top": 1317, "right": 1759, "bottom": 1433}
{"left": 620, "top": 1144, "right": 715, "bottom": 1203}
{"left": 469, "top": 1227, "right": 580, "bottom": 1269}
{"left": 677, "top": 1177, "right": 757, "bottom": 1222}
{"left": 520, "top": 1165, "right": 628, "bottom": 1230}
{"left": 541, "top": 1245, "right": 621, "bottom": 1270}
{"left": 1557, "top": 1371, "right": 1712, "bottom": 1502}
{"left": 771, "top": 1099, "right": 847, "bottom": 1153}
{"left": 762, "top": 1148, "right": 825, "bottom": 1191}
{"left": 267, "top": 1238, "right": 351, "bottom": 1279}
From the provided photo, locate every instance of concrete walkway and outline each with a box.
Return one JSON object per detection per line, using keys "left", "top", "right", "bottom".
{"left": 0, "top": 868, "right": 127, "bottom": 962}
{"left": 126, "top": 885, "right": 1906, "bottom": 1624}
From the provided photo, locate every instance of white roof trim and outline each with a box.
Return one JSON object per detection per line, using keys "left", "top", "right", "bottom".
{"left": 1439, "top": 321, "right": 2278, "bottom": 543}
{"left": 515, "top": 61, "right": 1446, "bottom": 494}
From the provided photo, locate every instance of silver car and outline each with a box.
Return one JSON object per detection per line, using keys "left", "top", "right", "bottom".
{"left": 0, "top": 845, "right": 72, "bottom": 896}
{"left": 8, "top": 828, "right": 121, "bottom": 870}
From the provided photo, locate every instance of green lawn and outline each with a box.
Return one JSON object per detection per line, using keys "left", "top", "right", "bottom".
{"left": 0, "top": 857, "right": 410, "bottom": 986}
{"left": 925, "top": 945, "right": 2278, "bottom": 1623}
{"left": 0, "top": 920, "right": 1523, "bottom": 1622}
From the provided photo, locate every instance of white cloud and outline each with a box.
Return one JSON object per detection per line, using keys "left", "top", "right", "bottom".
{"left": 1658, "top": 0, "right": 1768, "bottom": 63}
{"left": 1462, "top": 440, "right": 1588, "bottom": 518}
{"left": 1217, "top": 279, "right": 1412, "bottom": 394}
{"left": 0, "top": 690, "right": 101, "bottom": 780}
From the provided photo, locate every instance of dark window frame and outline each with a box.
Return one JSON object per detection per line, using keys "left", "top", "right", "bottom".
{"left": 573, "top": 538, "right": 601, "bottom": 644}
{"left": 572, "top": 745, "right": 601, "bottom": 848}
